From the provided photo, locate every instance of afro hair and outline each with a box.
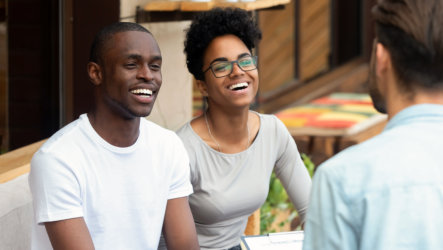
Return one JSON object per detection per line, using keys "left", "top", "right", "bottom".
{"left": 184, "top": 7, "right": 262, "bottom": 80}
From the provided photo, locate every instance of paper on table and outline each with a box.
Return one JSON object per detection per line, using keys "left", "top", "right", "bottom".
{"left": 241, "top": 231, "right": 304, "bottom": 250}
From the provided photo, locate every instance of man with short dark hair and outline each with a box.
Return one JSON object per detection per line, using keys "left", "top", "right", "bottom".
{"left": 303, "top": 0, "right": 443, "bottom": 249}
{"left": 29, "top": 22, "right": 199, "bottom": 250}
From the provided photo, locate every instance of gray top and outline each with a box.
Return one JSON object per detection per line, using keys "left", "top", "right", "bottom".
{"left": 176, "top": 112, "right": 312, "bottom": 249}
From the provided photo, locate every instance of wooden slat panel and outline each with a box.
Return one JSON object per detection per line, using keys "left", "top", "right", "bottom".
{"left": 258, "top": 0, "right": 295, "bottom": 94}
{"left": 299, "top": 0, "right": 330, "bottom": 81}
{"left": 258, "top": 0, "right": 331, "bottom": 98}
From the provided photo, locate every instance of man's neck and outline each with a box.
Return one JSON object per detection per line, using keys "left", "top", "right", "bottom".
{"left": 87, "top": 111, "right": 140, "bottom": 147}
{"left": 387, "top": 88, "right": 443, "bottom": 119}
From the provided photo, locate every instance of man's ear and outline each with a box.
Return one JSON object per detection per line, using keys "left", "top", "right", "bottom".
{"left": 87, "top": 62, "right": 103, "bottom": 86}
{"left": 375, "top": 43, "right": 392, "bottom": 77}
{"left": 196, "top": 79, "right": 208, "bottom": 97}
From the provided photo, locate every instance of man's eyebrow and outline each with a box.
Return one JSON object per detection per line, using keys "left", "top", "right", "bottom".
{"left": 151, "top": 55, "right": 162, "bottom": 61}
{"left": 126, "top": 54, "right": 162, "bottom": 61}
{"left": 127, "top": 54, "right": 142, "bottom": 60}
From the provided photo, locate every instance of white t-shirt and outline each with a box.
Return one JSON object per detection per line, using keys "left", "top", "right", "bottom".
{"left": 29, "top": 114, "right": 193, "bottom": 250}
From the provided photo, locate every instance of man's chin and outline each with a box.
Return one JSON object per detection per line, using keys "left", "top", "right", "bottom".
{"left": 138, "top": 110, "right": 153, "bottom": 118}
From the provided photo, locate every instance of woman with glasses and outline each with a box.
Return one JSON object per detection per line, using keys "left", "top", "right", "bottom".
{"left": 176, "top": 7, "right": 312, "bottom": 250}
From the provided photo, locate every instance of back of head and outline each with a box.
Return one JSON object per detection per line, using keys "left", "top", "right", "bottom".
{"left": 184, "top": 7, "right": 262, "bottom": 80}
{"left": 372, "top": 0, "right": 443, "bottom": 92}
{"left": 89, "top": 22, "right": 152, "bottom": 64}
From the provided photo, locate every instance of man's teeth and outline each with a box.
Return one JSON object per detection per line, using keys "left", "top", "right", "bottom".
{"left": 131, "top": 89, "right": 152, "bottom": 96}
{"left": 229, "top": 82, "right": 248, "bottom": 90}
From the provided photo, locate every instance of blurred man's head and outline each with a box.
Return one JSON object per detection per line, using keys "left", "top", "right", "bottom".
{"left": 369, "top": 0, "right": 443, "bottom": 114}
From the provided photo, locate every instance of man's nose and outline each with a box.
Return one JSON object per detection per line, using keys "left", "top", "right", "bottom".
{"left": 137, "top": 64, "right": 154, "bottom": 81}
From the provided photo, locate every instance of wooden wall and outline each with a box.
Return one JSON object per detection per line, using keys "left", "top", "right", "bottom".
{"left": 258, "top": 0, "right": 295, "bottom": 97}
{"left": 298, "top": 0, "right": 330, "bottom": 81}
{"left": 258, "top": 0, "right": 331, "bottom": 101}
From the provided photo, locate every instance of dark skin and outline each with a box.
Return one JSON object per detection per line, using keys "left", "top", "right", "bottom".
{"left": 45, "top": 30, "right": 199, "bottom": 250}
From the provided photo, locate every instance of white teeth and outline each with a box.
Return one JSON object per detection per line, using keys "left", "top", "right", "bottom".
{"left": 131, "top": 89, "right": 152, "bottom": 96}
{"left": 229, "top": 82, "right": 248, "bottom": 90}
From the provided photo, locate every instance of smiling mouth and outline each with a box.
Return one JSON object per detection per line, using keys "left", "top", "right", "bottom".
{"left": 131, "top": 88, "right": 153, "bottom": 97}
{"left": 228, "top": 82, "right": 249, "bottom": 91}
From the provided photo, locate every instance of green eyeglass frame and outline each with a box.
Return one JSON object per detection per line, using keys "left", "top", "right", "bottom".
{"left": 203, "top": 55, "right": 258, "bottom": 78}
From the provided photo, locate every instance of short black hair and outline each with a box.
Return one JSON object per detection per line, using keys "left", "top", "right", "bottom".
{"left": 373, "top": 0, "right": 443, "bottom": 91}
{"left": 184, "top": 7, "right": 262, "bottom": 80}
{"left": 89, "top": 22, "right": 152, "bottom": 64}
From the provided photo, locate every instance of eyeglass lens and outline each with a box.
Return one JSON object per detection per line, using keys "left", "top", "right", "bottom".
{"left": 211, "top": 56, "right": 257, "bottom": 77}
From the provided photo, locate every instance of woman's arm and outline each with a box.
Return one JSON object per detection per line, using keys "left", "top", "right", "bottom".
{"left": 273, "top": 117, "right": 312, "bottom": 222}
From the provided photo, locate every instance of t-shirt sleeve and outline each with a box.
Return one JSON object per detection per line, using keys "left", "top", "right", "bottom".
{"left": 272, "top": 116, "right": 312, "bottom": 222}
{"left": 29, "top": 150, "right": 84, "bottom": 224}
{"left": 166, "top": 134, "right": 193, "bottom": 200}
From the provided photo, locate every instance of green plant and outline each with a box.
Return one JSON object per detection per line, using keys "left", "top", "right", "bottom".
{"left": 301, "top": 153, "right": 315, "bottom": 178}
{"left": 260, "top": 153, "right": 315, "bottom": 234}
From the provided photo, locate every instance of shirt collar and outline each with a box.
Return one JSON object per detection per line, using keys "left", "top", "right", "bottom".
{"left": 385, "top": 104, "right": 443, "bottom": 131}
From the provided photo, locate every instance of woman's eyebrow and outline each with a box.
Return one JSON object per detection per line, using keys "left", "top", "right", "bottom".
{"left": 208, "top": 53, "right": 252, "bottom": 65}
{"left": 238, "top": 53, "right": 251, "bottom": 59}
{"left": 208, "top": 57, "right": 228, "bottom": 65}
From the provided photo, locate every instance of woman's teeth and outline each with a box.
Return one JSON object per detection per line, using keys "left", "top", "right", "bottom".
{"left": 229, "top": 82, "right": 248, "bottom": 90}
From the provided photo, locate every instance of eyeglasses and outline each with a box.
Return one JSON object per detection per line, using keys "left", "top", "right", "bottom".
{"left": 203, "top": 55, "right": 258, "bottom": 78}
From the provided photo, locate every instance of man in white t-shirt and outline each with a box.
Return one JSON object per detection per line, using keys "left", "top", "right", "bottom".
{"left": 28, "top": 22, "right": 199, "bottom": 250}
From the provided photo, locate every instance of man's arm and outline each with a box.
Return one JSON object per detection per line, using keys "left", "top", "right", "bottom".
{"left": 162, "top": 197, "right": 199, "bottom": 250}
{"left": 45, "top": 217, "right": 95, "bottom": 250}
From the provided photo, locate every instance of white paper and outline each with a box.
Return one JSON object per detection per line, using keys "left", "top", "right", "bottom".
{"left": 242, "top": 231, "right": 304, "bottom": 250}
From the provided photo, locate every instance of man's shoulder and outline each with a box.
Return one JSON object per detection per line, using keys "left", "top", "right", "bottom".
{"left": 31, "top": 117, "right": 89, "bottom": 175}
{"left": 317, "top": 131, "right": 393, "bottom": 177}
{"left": 37, "top": 117, "right": 86, "bottom": 154}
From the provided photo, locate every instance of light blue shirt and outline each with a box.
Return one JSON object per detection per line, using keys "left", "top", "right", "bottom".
{"left": 303, "top": 104, "right": 443, "bottom": 250}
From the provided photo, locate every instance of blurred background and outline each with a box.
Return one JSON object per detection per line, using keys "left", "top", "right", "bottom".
{"left": 0, "top": 0, "right": 377, "bottom": 154}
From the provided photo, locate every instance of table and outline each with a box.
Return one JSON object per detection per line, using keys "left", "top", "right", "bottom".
{"left": 275, "top": 93, "right": 387, "bottom": 166}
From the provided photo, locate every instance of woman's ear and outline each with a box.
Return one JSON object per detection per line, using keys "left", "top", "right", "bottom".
{"left": 87, "top": 62, "right": 103, "bottom": 86}
{"left": 196, "top": 79, "right": 209, "bottom": 97}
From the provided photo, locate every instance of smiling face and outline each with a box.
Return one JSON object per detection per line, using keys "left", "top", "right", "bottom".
{"left": 90, "top": 30, "right": 162, "bottom": 119}
{"left": 199, "top": 34, "right": 259, "bottom": 109}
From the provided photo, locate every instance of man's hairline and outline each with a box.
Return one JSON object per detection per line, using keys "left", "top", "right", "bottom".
{"left": 94, "top": 30, "right": 158, "bottom": 65}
